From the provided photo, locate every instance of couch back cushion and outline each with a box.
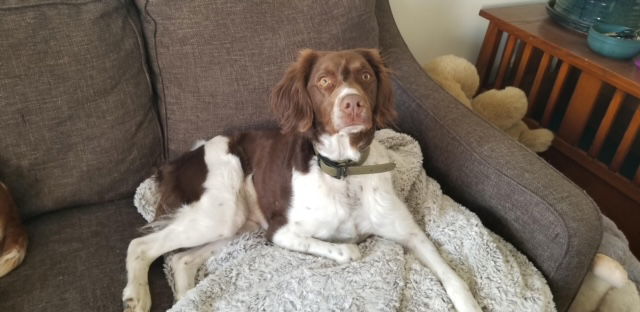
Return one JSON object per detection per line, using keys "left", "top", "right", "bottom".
{"left": 0, "top": 0, "right": 162, "bottom": 218}
{"left": 135, "top": 0, "right": 379, "bottom": 158}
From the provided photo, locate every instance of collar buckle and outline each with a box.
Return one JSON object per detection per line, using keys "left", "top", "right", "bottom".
{"left": 337, "top": 166, "right": 348, "bottom": 179}
{"left": 315, "top": 145, "right": 395, "bottom": 180}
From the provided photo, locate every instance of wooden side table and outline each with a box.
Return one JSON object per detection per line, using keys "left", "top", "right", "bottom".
{"left": 476, "top": 4, "right": 640, "bottom": 255}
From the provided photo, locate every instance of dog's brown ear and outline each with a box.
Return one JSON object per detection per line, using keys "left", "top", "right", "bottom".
{"left": 270, "top": 49, "right": 318, "bottom": 134}
{"left": 356, "top": 49, "right": 396, "bottom": 128}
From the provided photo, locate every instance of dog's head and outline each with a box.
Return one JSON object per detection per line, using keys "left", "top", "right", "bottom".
{"left": 271, "top": 49, "right": 395, "bottom": 144}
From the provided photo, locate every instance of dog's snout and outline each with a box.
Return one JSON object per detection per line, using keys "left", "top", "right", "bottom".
{"left": 340, "top": 94, "right": 364, "bottom": 116}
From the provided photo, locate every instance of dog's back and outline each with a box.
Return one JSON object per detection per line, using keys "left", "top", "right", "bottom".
{"left": 154, "top": 146, "right": 208, "bottom": 219}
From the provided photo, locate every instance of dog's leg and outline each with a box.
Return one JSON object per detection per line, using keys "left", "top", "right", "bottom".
{"left": 123, "top": 200, "right": 247, "bottom": 312}
{"left": 404, "top": 230, "right": 481, "bottom": 312}
{"left": 271, "top": 222, "right": 362, "bottom": 263}
{"left": 370, "top": 194, "right": 481, "bottom": 312}
{"left": 170, "top": 240, "right": 230, "bottom": 300}
{"left": 124, "top": 135, "right": 249, "bottom": 312}
{"left": 171, "top": 220, "right": 262, "bottom": 300}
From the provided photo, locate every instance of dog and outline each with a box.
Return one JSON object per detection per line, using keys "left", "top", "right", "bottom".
{"left": 122, "top": 49, "right": 481, "bottom": 312}
{"left": 0, "top": 181, "right": 28, "bottom": 278}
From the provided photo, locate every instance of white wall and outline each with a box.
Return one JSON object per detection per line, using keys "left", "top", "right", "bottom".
{"left": 389, "top": 0, "right": 545, "bottom": 66}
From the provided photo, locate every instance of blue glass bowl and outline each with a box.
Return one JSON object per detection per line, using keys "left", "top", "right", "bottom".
{"left": 547, "top": 2, "right": 592, "bottom": 33}
{"left": 549, "top": 0, "right": 640, "bottom": 33}
{"left": 587, "top": 23, "right": 640, "bottom": 59}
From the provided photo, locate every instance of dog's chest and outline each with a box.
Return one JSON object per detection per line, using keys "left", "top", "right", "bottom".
{"left": 288, "top": 167, "right": 372, "bottom": 243}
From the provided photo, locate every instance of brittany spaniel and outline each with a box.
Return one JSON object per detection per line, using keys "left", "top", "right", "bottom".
{"left": 122, "top": 49, "right": 481, "bottom": 312}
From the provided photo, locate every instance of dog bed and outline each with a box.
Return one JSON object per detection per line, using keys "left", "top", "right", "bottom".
{"left": 133, "top": 129, "right": 555, "bottom": 312}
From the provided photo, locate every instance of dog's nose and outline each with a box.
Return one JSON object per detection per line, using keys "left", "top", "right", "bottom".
{"left": 340, "top": 94, "right": 364, "bottom": 116}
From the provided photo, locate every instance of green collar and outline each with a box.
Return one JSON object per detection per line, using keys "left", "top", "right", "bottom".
{"left": 315, "top": 146, "right": 396, "bottom": 179}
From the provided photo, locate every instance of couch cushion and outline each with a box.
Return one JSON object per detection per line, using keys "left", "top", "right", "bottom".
{"left": 0, "top": 199, "right": 173, "bottom": 312}
{"left": 0, "top": 0, "right": 162, "bottom": 218}
{"left": 135, "top": 0, "right": 379, "bottom": 158}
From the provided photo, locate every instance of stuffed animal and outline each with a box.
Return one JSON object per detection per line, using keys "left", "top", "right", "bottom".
{"left": 0, "top": 181, "right": 28, "bottom": 278}
{"left": 569, "top": 253, "right": 640, "bottom": 312}
{"left": 569, "top": 215, "right": 640, "bottom": 312}
{"left": 425, "top": 55, "right": 640, "bottom": 310}
{"left": 423, "top": 55, "right": 554, "bottom": 153}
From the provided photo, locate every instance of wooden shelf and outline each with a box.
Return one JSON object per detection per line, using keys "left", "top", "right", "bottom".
{"left": 479, "top": 4, "right": 640, "bottom": 98}
{"left": 478, "top": 4, "right": 640, "bottom": 257}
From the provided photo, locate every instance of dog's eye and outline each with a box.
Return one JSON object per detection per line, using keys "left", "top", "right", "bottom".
{"left": 319, "top": 77, "right": 332, "bottom": 88}
{"left": 361, "top": 72, "right": 372, "bottom": 81}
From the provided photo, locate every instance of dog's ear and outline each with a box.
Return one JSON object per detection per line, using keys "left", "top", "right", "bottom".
{"left": 356, "top": 49, "right": 396, "bottom": 128}
{"left": 270, "top": 49, "right": 318, "bottom": 134}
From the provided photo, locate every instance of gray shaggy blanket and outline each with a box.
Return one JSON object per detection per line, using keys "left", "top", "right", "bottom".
{"left": 134, "top": 129, "right": 554, "bottom": 312}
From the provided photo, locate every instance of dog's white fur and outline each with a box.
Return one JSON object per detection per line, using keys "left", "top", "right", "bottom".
{"left": 123, "top": 133, "right": 480, "bottom": 312}
{"left": 123, "top": 136, "right": 258, "bottom": 311}
{"left": 277, "top": 136, "right": 480, "bottom": 312}
{"left": 123, "top": 78, "right": 480, "bottom": 312}
{"left": 332, "top": 85, "right": 363, "bottom": 131}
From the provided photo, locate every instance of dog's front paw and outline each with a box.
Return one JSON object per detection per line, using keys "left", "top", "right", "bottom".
{"left": 122, "top": 284, "right": 151, "bottom": 312}
{"left": 331, "top": 243, "right": 362, "bottom": 264}
{"left": 445, "top": 279, "right": 481, "bottom": 312}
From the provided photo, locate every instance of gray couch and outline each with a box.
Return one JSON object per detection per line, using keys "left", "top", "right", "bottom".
{"left": 0, "top": 0, "right": 601, "bottom": 311}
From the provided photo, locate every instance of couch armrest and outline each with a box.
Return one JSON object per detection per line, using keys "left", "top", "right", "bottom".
{"left": 375, "top": 1, "right": 602, "bottom": 310}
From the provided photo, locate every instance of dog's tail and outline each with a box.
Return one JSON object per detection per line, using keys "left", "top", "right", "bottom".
{"left": 0, "top": 182, "right": 28, "bottom": 278}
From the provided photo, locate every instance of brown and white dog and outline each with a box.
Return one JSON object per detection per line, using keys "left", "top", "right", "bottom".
{"left": 122, "top": 49, "right": 481, "bottom": 312}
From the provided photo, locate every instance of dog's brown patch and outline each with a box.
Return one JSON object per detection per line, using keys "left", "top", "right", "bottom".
{"left": 154, "top": 146, "right": 207, "bottom": 220}
{"left": 270, "top": 49, "right": 317, "bottom": 135}
{"left": 355, "top": 49, "right": 396, "bottom": 129}
{"left": 228, "top": 130, "right": 314, "bottom": 239}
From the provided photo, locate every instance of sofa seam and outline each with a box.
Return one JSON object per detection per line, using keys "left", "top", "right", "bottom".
{"left": 120, "top": 0, "right": 165, "bottom": 165}
{"left": 421, "top": 69, "right": 600, "bottom": 216}
{"left": 376, "top": 1, "right": 584, "bottom": 280}
{"left": 143, "top": 0, "right": 169, "bottom": 161}
{"left": 398, "top": 71, "right": 604, "bottom": 279}
{"left": 420, "top": 73, "right": 602, "bottom": 278}
{"left": 0, "top": 0, "right": 96, "bottom": 11}
{"left": 391, "top": 75, "right": 572, "bottom": 276}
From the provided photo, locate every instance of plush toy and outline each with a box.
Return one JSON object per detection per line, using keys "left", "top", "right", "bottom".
{"left": 568, "top": 215, "right": 640, "bottom": 312}
{"left": 569, "top": 253, "right": 640, "bottom": 312}
{"left": 423, "top": 55, "right": 554, "bottom": 153}
{"left": 0, "top": 181, "right": 28, "bottom": 278}
{"left": 425, "top": 56, "right": 640, "bottom": 310}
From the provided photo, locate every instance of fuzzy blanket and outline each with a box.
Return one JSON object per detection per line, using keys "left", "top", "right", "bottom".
{"left": 134, "top": 130, "right": 555, "bottom": 312}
